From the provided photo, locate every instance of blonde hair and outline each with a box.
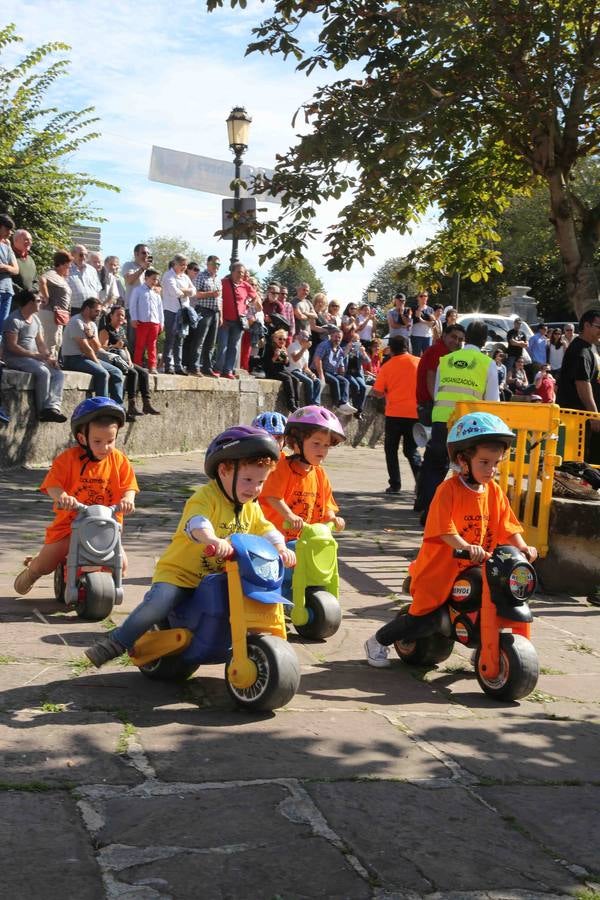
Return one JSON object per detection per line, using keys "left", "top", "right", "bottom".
{"left": 272, "top": 328, "right": 287, "bottom": 341}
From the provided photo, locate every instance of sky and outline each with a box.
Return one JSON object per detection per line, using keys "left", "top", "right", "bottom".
{"left": 6, "top": 0, "right": 435, "bottom": 300}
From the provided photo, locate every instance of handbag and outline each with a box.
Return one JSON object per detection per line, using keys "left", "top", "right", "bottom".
{"left": 238, "top": 314, "right": 250, "bottom": 331}
{"left": 54, "top": 308, "right": 70, "bottom": 326}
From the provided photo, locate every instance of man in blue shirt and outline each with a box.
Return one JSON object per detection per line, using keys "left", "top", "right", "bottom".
{"left": 528, "top": 323, "right": 549, "bottom": 367}
{"left": 312, "top": 328, "right": 357, "bottom": 414}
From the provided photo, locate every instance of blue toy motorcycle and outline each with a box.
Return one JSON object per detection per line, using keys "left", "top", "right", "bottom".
{"left": 130, "top": 533, "right": 301, "bottom": 712}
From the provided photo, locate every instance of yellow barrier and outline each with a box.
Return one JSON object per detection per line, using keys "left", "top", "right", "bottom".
{"left": 449, "top": 401, "right": 562, "bottom": 558}
{"left": 558, "top": 407, "right": 600, "bottom": 469}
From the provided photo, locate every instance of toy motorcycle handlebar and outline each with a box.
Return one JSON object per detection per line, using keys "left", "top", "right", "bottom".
{"left": 204, "top": 542, "right": 235, "bottom": 559}
{"left": 283, "top": 519, "right": 337, "bottom": 532}
{"left": 72, "top": 501, "right": 122, "bottom": 513}
{"left": 452, "top": 548, "right": 492, "bottom": 561}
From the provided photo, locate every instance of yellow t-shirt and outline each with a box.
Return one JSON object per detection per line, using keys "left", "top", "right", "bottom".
{"left": 153, "top": 479, "right": 277, "bottom": 588}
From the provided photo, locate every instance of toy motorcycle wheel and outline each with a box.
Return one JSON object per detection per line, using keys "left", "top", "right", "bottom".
{"left": 139, "top": 622, "right": 200, "bottom": 681}
{"left": 225, "top": 634, "right": 300, "bottom": 712}
{"left": 75, "top": 572, "right": 116, "bottom": 621}
{"left": 392, "top": 604, "right": 454, "bottom": 667}
{"left": 475, "top": 633, "right": 539, "bottom": 701}
{"left": 53, "top": 564, "right": 66, "bottom": 604}
{"left": 294, "top": 588, "right": 342, "bottom": 641}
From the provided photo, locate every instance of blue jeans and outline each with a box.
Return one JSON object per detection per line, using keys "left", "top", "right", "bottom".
{"left": 3, "top": 356, "right": 64, "bottom": 413}
{"left": 324, "top": 372, "right": 350, "bottom": 405}
{"left": 291, "top": 370, "right": 322, "bottom": 405}
{"left": 112, "top": 581, "right": 195, "bottom": 649}
{"left": 347, "top": 374, "right": 366, "bottom": 413}
{"left": 62, "top": 355, "right": 124, "bottom": 404}
{"left": 0, "top": 291, "right": 13, "bottom": 347}
{"left": 411, "top": 335, "right": 432, "bottom": 357}
{"left": 162, "top": 309, "right": 180, "bottom": 371}
{"left": 415, "top": 421, "right": 449, "bottom": 515}
{"left": 215, "top": 319, "right": 243, "bottom": 375}
{"left": 191, "top": 308, "right": 219, "bottom": 373}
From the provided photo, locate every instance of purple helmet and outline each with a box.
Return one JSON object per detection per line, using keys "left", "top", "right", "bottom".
{"left": 204, "top": 425, "right": 280, "bottom": 479}
{"left": 284, "top": 406, "right": 346, "bottom": 444}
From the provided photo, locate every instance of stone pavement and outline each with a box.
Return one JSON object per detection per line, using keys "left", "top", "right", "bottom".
{"left": 0, "top": 446, "right": 599, "bottom": 900}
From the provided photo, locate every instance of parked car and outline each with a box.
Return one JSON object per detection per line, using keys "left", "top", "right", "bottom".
{"left": 457, "top": 313, "right": 534, "bottom": 355}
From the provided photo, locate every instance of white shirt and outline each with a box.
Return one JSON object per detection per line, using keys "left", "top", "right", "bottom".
{"left": 161, "top": 270, "right": 195, "bottom": 314}
{"left": 67, "top": 263, "right": 101, "bottom": 308}
{"left": 286, "top": 340, "right": 309, "bottom": 373}
{"left": 434, "top": 343, "right": 500, "bottom": 402}
{"left": 121, "top": 260, "right": 145, "bottom": 307}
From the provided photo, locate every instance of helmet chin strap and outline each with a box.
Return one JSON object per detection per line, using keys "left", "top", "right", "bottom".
{"left": 215, "top": 460, "right": 243, "bottom": 527}
{"left": 78, "top": 426, "right": 99, "bottom": 474}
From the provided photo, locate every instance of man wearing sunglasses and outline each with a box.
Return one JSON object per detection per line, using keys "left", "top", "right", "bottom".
{"left": 557, "top": 309, "right": 600, "bottom": 462}
{"left": 67, "top": 245, "right": 102, "bottom": 315}
{"left": 189, "top": 255, "right": 222, "bottom": 377}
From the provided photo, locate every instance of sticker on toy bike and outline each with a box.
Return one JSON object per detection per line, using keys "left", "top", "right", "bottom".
{"left": 130, "top": 533, "right": 300, "bottom": 712}
{"left": 54, "top": 502, "right": 123, "bottom": 621}
{"left": 394, "top": 545, "right": 539, "bottom": 702}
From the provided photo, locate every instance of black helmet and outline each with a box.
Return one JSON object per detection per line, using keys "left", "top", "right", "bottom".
{"left": 204, "top": 425, "right": 280, "bottom": 480}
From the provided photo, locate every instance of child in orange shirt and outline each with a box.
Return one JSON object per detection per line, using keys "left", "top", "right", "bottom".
{"left": 13, "top": 398, "right": 138, "bottom": 596}
{"left": 259, "top": 406, "right": 346, "bottom": 542}
{"left": 365, "top": 412, "right": 538, "bottom": 667}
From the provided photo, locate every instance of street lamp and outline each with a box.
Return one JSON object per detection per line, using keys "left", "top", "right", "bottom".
{"left": 226, "top": 106, "right": 252, "bottom": 269}
{"left": 366, "top": 286, "right": 378, "bottom": 306}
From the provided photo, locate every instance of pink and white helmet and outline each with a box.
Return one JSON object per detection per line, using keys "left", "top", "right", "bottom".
{"left": 285, "top": 406, "right": 346, "bottom": 444}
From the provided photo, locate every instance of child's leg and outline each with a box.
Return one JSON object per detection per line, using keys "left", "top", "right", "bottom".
{"left": 14, "top": 537, "right": 70, "bottom": 595}
{"left": 85, "top": 581, "right": 194, "bottom": 667}
{"left": 110, "top": 583, "right": 192, "bottom": 650}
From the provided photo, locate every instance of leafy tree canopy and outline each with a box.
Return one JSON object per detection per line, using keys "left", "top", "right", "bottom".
{"left": 363, "top": 256, "right": 420, "bottom": 308}
{"left": 144, "top": 235, "right": 206, "bottom": 276}
{"left": 265, "top": 256, "right": 324, "bottom": 298}
{"left": 207, "top": 1, "right": 600, "bottom": 315}
{"left": 0, "top": 24, "right": 117, "bottom": 268}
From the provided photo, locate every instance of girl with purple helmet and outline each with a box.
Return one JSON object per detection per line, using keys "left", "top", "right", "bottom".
{"left": 85, "top": 425, "right": 295, "bottom": 668}
{"left": 259, "top": 405, "right": 346, "bottom": 542}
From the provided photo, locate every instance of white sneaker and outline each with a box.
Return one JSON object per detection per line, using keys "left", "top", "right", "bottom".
{"left": 339, "top": 402, "right": 357, "bottom": 415}
{"left": 364, "top": 636, "right": 391, "bottom": 668}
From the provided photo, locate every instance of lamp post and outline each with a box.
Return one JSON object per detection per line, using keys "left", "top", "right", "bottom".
{"left": 366, "top": 286, "right": 378, "bottom": 307}
{"left": 226, "top": 106, "right": 252, "bottom": 269}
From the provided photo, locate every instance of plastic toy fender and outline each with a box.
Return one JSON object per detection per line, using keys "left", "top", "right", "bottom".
{"left": 284, "top": 521, "right": 338, "bottom": 627}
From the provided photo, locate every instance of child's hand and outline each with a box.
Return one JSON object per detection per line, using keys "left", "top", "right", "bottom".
{"left": 524, "top": 545, "right": 538, "bottom": 562}
{"left": 278, "top": 547, "right": 296, "bottom": 568}
{"left": 120, "top": 499, "right": 135, "bottom": 516}
{"left": 286, "top": 513, "right": 304, "bottom": 532}
{"left": 331, "top": 515, "right": 345, "bottom": 531}
{"left": 467, "top": 544, "right": 487, "bottom": 564}
{"left": 205, "top": 538, "right": 233, "bottom": 559}
{"left": 56, "top": 492, "right": 80, "bottom": 511}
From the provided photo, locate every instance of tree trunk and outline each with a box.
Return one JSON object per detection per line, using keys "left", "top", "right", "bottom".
{"left": 547, "top": 172, "right": 600, "bottom": 318}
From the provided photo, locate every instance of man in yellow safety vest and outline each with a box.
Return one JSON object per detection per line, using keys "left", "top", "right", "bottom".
{"left": 415, "top": 320, "right": 499, "bottom": 521}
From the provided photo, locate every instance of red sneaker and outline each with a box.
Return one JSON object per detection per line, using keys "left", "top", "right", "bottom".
{"left": 223, "top": 373, "right": 236, "bottom": 380}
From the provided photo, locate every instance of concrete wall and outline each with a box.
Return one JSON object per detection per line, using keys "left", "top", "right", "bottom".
{"left": 0, "top": 369, "right": 385, "bottom": 468}
{"left": 535, "top": 496, "right": 600, "bottom": 595}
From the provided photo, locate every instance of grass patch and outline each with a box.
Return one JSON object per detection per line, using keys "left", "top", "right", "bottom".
{"left": 0, "top": 781, "right": 67, "bottom": 792}
{"left": 102, "top": 617, "right": 117, "bottom": 631}
{"left": 116, "top": 652, "right": 134, "bottom": 667}
{"left": 569, "top": 642, "right": 595, "bottom": 655}
{"left": 0, "top": 654, "right": 17, "bottom": 665}
{"left": 540, "top": 666, "right": 566, "bottom": 675}
{"left": 69, "top": 657, "right": 93, "bottom": 677}
{"left": 575, "top": 889, "right": 600, "bottom": 900}
{"left": 40, "top": 702, "right": 66, "bottom": 713}
{"left": 441, "top": 661, "right": 472, "bottom": 675}
{"left": 19, "top": 532, "right": 38, "bottom": 540}
{"left": 526, "top": 689, "right": 560, "bottom": 703}
{"left": 116, "top": 716, "right": 137, "bottom": 756}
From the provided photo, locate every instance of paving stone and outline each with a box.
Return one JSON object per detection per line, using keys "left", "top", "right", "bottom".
{"left": 481, "top": 784, "right": 600, "bottom": 877}
{"left": 306, "top": 781, "right": 575, "bottom": 894}
{"left": 401, "top": 715, "right": 600, "bottom": 783}
{"left": 1, "top": 792, "right": 104, "bottom": 899}
{"left": 0, "top": 713, "right": 143, "bottom": 785}
{"left": 136, "top": 708, "right": 449, "bottom": 783}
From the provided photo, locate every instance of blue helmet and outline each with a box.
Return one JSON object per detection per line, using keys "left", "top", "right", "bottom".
{"left": 252, "top": 411, "right": 288, "bottom": 436}
{"left": 71, "top": 397, "right": 126, "bottom": 438}
{"left": 447, "top": 412, "right": 515, "bottom": 462}
{"left": 205, "top": 425, "right": 280, "bottom": 480}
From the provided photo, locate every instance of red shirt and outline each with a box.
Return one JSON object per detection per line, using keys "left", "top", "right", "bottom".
{"left": 416, "top": 339, "right": 449, "bottom": 404}
{"left": 221, "top": 276, "right": 256, "bottom": 322}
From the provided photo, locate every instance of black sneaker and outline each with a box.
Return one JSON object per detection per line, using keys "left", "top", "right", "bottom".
{"left": 385, "top": 486, "right": 401, "bottom": 494}
{"left": 39, "top": 408, "right": 68, "bottom": 423}
{"left": 85, "top": 636, "right": 126, "bottom": 668}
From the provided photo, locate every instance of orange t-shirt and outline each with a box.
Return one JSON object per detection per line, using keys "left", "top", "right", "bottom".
{"left": 408, "top": 475, "right": 522, "bottom": 616}
{"left": 373, "top": 353, "right": 419, "bottom": 418}
{"left": 259, "top": 455, "right": 338, "bottom": 541}
{"left": 40, "top": 446, "right": 139, "bottom": 544}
